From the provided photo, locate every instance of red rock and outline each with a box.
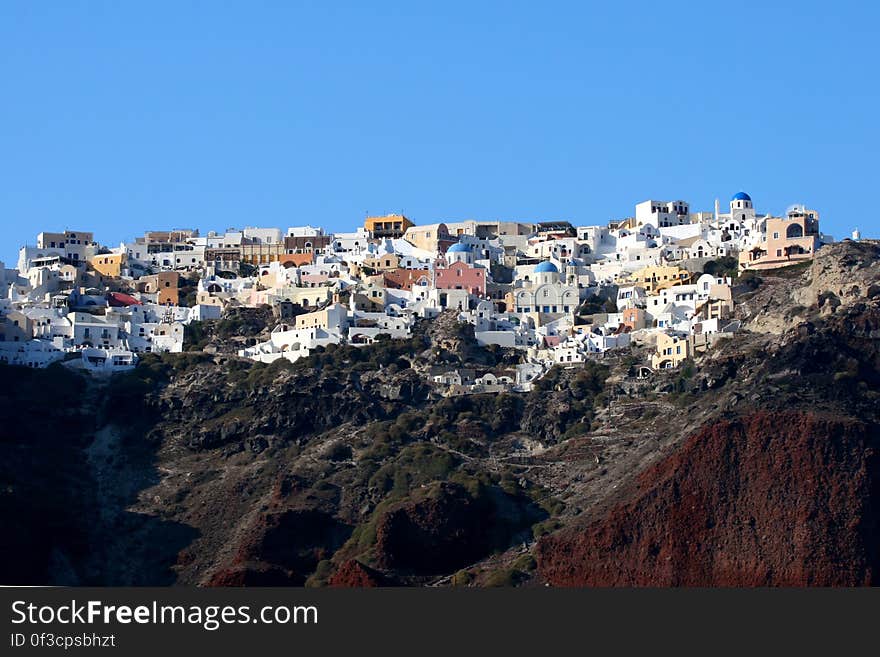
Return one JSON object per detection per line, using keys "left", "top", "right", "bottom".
{"left": 328, "top": 560, "right": 391, "bottom": 587}
{"left": 536, "top": 412, "right": 880, "bottom": 586}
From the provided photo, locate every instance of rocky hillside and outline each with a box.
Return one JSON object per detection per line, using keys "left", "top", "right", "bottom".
{"left": 1, "top": 240, "right": 878, "bottom": 586}
{"left": 536, "top": 240, "right": 880, "bottom": 586}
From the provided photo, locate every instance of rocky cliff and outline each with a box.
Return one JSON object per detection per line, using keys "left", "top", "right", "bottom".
{"left": 536, "top": 412, "right": 880, "bottom": 586}
{"left": 1, "top": 240, "right": 878, "bottom": 587}
{"left": 535, "top": 240, "right": 880, "bottom": 586}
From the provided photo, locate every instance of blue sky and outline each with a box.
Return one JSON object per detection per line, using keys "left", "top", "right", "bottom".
{"left": 1, "top": 1, "right": 877, "bottom": 265}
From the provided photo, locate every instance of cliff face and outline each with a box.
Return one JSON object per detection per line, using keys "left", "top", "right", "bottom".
{"left": 2, "top": 241, "right": 879, "bottom": 587}
{"left": 0, "top": 365, "right": 96, "bottom": 585}
{"left": 536, "top": 412, "right": 880, "bottom": 586}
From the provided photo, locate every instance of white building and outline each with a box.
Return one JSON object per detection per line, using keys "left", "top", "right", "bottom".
{"left": 635, "top": 200, "right": 691, "bottom": 228}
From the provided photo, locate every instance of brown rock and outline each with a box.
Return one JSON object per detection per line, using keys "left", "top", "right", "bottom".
{"left": 374, "top": 482, "right": 492, "bottom": 575}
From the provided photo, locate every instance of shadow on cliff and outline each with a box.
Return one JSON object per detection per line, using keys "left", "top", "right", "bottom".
{"left": 81, "top": 422, "right": 200, "bottom": 586}
{"left": 0, "top": 362, "right": 199, "bottom": 585}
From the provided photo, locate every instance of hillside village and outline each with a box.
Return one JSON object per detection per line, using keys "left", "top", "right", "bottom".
{"left": 0, "top": 193, "right": 837, "bottom": 389}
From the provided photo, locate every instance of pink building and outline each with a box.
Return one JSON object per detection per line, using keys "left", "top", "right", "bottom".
{"left": 739, "top": 206, "right": 821, "bottom": 271}
{"left": 434, "top": 261, "right": 486, "bottom": 296}
{"left": 301, "top": 273, "right": 330, "bottom": 287}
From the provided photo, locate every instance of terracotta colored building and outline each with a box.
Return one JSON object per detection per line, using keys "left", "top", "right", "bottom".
{"left": 140, "top": 271, "right": 179, "bottom": 306}
{"left": 435, "top": 262, "right": 486, "bottom": 296}
{"left": 383, "top": 268, "right": 430, "bottom": 291}
{"left": 279, "top": 253, "right": 315, "bottom": 268}
{"left": 621, "top": 307, "right": 647, "bottom": 331}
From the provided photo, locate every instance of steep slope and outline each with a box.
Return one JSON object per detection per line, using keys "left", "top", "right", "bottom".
{"left": 534, "top": 241, "right": 880, "bottom": 586}
{"left": 536, "top": 412, "right": 880, "bottom": 586}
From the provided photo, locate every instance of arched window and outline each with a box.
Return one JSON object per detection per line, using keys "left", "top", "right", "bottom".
{"left": 786, "top": 224, "right": 804, "bottom": 238}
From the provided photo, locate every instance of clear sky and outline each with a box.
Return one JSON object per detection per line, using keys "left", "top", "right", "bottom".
{"left": 2, "top": 1, "right": 877, "bottom": 265}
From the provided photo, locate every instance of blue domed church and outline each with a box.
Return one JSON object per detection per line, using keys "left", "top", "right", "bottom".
{"left": 511, "top": 260, "right": 580, "bottom": 319}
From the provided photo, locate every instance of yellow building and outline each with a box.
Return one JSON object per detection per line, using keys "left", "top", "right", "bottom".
{"left": 89, "top": 253, "right": 126, "bottom": 278}
{"left": 364, "top": 214, "right": 414, "bottom": 239}
{"left": 651, "top": 333, "right": 691, "bottom": 370}
{"left": 630, "top": 264, "right": 691, "bottom": 293}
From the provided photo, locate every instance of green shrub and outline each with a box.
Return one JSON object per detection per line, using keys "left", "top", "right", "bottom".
{"left": 184, "top": 321, "right": 209, "bottom": 350}
{"left": 451, "top": 570, "right": 474, "bottom": 586}
{"left": 484, "top": 568, "right": 523, "bottom": 587}
{"left": 512, "top": 554, "right": 537, "bottom": 572}
{"left": 367, "top": 443, "right": 458, "bottom": 498}
{"left": 703, "top": 256, "right": 738, "bottom": 279}
{"left": 304, "top": 559, "right": 334, "bottom": 587}
{"left": 532, "top": 518, "right": 561, "bottom": 539}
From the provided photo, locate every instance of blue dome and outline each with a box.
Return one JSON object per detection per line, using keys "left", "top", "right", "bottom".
{"left": 534, "top": 261, "right": 559, "bottom": 273}
{"left": 447, "top": 242, "right": 471, "bottom": 253}
{"left": 731, "top": 191, "right": 751, "bottom": 202}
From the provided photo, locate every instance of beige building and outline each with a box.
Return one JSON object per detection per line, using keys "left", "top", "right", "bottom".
{"left": 294, "top": 303, "right": 347, "bottom": 331}
{"left": 362, "top": 253, "right": 402, "bottom": 272}
{"left": 352, "top": 283, "right": 387, "bottom": 312}
{"left": 0, "top": 310, "right": 33, "bottom": 343}
{"left": 240, "top": 243, "right": 286, "bottom": 265}
{"left": 195, "top": 290, "right": 225, "bottom": 309}
{"left": 37, "top": 230, "right": 95, "bottom": 250}
{"left": 402, "top": 223, "right": 456, "bottom": 253}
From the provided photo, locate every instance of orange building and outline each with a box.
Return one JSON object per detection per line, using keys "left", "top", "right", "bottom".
{"left": 364, "top": 214, "right": 414, "bottom": 239}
